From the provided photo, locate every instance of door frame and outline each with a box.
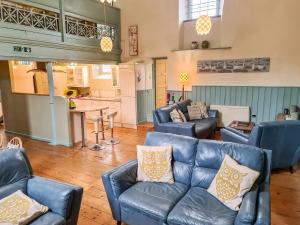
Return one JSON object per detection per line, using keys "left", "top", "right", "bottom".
{"left": 153, "top": 57, "right": 167, "bottom": 109}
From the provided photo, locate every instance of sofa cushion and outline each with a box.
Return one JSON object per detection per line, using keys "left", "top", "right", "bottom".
{"left": 167, "top": 187, "right": 237, "bottom": 225}
{"left": 192, "top": 118, "right": 217, "bottom": 139}
{"left": 176, "top": 99, "right": 192, "bottom": 113}
{"left": 119, "top": 182, "right": 188, "bottom": 225}
{"left": 0, "top": 150, "right": 32, "bottom": 187}
{"left": 30, "top": 212, "right": 65, "bottom": 225}
{"left": 156, "top": 106, "right": 176, "bottom": 123}
{"left": 191, "top": 141, "right": 265, "bottom": 189}
{"left": 145, "top": 132, "right": 198, "bottom": 185}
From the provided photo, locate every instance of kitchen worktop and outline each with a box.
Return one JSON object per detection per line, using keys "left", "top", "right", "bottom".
{"left": 77, "top": 97, "right": 121, "bottom": 102}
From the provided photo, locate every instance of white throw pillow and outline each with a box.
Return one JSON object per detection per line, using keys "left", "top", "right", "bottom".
{"left": 0, "top": 190, "right": 48, "bottom": 225}
{"left": 192, "top": 102, "right": 208, "bottom": 118}
{"left": 137, "top": 145, "right": 174, "bottom": 184}
{"left": 207, "top": 155, "right": 260, "bottom": 211}
{"left": 170, "top": 109, "right": 187, "bottom": 122}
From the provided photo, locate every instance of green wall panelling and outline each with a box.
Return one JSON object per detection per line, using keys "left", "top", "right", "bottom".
{"left": 137, "top": 90, "right": 154, "bottom": 123}
{"left": 191, "top": 86, "right": 300, "bottom": 124}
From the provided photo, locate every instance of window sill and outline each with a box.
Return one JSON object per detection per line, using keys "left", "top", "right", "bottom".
{"left": 183, "top": 15, "right": 221, "bottom": 23}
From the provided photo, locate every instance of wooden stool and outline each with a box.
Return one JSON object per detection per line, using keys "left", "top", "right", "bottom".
{"left": 106, "top": 112, "right": 120, "bottom": 145}
{"left": 90, "top": 115, "right": 105, "bottom": 151}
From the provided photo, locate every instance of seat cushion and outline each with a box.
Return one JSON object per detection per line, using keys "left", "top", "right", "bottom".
{"left": 30, "top": 212, "right": 65, "bottom": 225}
{"left": 167, "top": 187, "right": 237, "bottom": 225}
{"left": 192, "top": 118, "right": 217, "bottom": 139}
{"left": 119, "top": 182, "right": 189, "bottom": 225}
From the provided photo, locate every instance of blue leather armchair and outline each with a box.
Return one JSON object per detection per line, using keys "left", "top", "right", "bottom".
{"left": 221, "top": 120, "right": 300, "bottom": 170}
{"left": 0, "top": 149, "right": 83, "bottom": 225}
{"left": 103, "top": 132, "right": 271, "bottom": 225}
{"left": 153, "top": 99, "right": 218, "bottom": 139}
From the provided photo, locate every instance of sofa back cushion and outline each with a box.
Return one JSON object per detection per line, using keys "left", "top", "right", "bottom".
{"left": 0, "top": 149, "right": 32, "bottom": 198}
{"left": 192, "top": 141, "right": 265, "bottom": 189}
{"left": 176, "top": 99, "right": 192, "bottom": 113}
{"left": 145, "top": 132, "right": 198, "bottom": 185}
{"left": 155, "top": 105, "right": 176, "bottom": 123}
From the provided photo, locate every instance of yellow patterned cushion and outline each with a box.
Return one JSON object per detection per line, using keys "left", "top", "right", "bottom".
{"left": 207, "top": 155, "right": 260, "bottom": 211}
{"left": 137, "top": 145, "right": 174, "bottom": 184}
{"left": 0, "top": 190, "right": 48, "bottom": 225}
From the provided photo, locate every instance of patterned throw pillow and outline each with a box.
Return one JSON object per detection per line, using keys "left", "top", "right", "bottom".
{"left": 192, "top": 102, "right": 209, "bottom": 118}
{"left": 170, "top": 109, "right": 186, "bottom": 122}
{"left": 187, "top": 105, "right": 202, "bottom": 120}
{"left": 0, "top": 190, "right": 48, "bottom": 225}
{"left": 137, "top": 145, "right": 174, "bottom": 184}
{"left": 207, "top": 155, "right": 260, "bottom": 211}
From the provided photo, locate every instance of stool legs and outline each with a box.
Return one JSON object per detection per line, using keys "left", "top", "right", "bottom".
{"left": 106, "top": 112, "right": 120, "bottom": 145}
{"left": 90, "top": 117, "right": 105, "bottom": 151}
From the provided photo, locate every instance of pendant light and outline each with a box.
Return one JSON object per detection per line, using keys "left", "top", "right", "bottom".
{"left": 196, "top": 15, "right": 212, "bottom": 35}
{"left": 100, "top": 4, "right": 113, "bottom": 53}
{"left": 97, "top": 0, "right": 116, "bottom": 5}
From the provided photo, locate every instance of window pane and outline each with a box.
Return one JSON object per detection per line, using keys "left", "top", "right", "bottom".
{"left": 187, "top": 0, "right": 221, "bottom": 20}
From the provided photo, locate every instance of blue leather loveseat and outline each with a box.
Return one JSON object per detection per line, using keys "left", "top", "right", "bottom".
{"left": 153, "top": 99, "right": 218, "bottom": 139}
{"left": 221, "top": 120, "right": 300, "bottom": 170}
{"left": 0, "top": 149, "right": 83, "bottom": 225}
{"left": 103, "top": 132, "right": 271, "bottom": 225}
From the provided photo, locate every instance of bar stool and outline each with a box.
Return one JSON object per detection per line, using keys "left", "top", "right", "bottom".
{"left": 90, "top": 115, "right": 105, "bottom": 151}
{"left": 106, "top": 112, "right": 120, "bottom": 145}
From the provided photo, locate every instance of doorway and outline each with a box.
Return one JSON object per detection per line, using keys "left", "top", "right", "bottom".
{"left": 154, "top": 58, "right": 167, "bottom": 108}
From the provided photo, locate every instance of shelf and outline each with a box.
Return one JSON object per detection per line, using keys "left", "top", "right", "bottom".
{"left": 172, "top": 47, "right": 232, "bottom": 52}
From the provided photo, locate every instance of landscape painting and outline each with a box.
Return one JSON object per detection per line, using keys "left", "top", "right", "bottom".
{"left": 197, "top": 57, "right": 270, "bottom": 73}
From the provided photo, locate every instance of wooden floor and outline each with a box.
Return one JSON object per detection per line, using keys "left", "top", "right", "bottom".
{"left": 2, "top": 125, "right": 300, "bottom": 225}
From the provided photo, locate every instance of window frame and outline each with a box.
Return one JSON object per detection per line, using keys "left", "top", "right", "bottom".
{"left": 185, "top": 0, "right": 223, "bottom": 21}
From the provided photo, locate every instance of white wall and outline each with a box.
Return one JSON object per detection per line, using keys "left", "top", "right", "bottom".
{"left": 117, "top": 0, "right": 300, "bottom": 91}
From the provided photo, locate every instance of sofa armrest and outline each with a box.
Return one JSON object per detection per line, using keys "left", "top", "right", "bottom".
{"left": 235, "top": 186, "right": 259, "bottom": 225}
{"left": 221, "top": 128, "right": 250, "bottom": 145}
{"left": 254, "top": 183, "right": 270, "bottom": 225}
{"left": 155, "top": 122, "right": 196, "bottom": 137}
{"left": 102, "top": 160, "right": 138, "bottom": 221}
{"left": 27, "top": 176, "right": 83, "bottom": 225}
{"left": 208, "top": 109, "right": 218, "bottom": 118}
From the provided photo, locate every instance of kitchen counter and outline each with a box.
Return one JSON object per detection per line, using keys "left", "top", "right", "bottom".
{"left": 78, "top": 97, "right": 121, "bottom": 102}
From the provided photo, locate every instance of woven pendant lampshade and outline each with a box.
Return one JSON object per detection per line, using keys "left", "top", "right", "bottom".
{"left": 196, "top": 15, "right": 212, "bottom": 35}
{"left": 100, "top": 37, "right": 113, "bottom": 52}
{"left": 179, "top": 72, "right": 189, "bottom": 85}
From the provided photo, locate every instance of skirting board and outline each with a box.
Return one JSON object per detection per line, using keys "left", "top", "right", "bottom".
{"left": 5, "top": 130, "right": 72, "bottom": 147}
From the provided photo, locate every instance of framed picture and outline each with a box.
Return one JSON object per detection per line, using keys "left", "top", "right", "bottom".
{"left": 197, "top": 57, "right": 270, "bottom": 73}
{"left": 129, "top": 25, "right": 138, "bottom": 56}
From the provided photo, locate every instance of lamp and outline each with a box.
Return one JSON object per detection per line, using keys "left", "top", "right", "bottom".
{"left": 196, "top": 15, "right": 212, "bottom": 35}
{"left": 100, "top": 4, "right": 113, "bottom": 53}
{"left": 179, "top": 73, "right": 189, "bottom": 101}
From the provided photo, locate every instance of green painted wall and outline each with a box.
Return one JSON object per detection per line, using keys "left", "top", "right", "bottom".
{"left": 169, "top": 86, "right": 300, "bottom": 124}
{"left": 137, "top": 89, "right": 154, "bottom": 123}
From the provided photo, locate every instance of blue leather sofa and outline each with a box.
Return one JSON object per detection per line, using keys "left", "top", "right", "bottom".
{"left": 221, "top": 120, "right": 300, "bottom": 170}
{"left": 0, "top": 149, "right": 83, "bottom": 225}
{"left": 103, "top": 132, "right": 271, "bottom": 225}
{"left": 153, "top": 99, "right": 218, "bottom": 139}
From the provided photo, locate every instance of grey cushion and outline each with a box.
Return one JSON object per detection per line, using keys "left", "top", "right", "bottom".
{"left": 119, "top": 182, "right": 189, "bottom": 225}
{"left": 191, "top": 118, "right": 217, "bottom": 139}
{"left": 167, "top": 187, "right": 237, "bottom": 225}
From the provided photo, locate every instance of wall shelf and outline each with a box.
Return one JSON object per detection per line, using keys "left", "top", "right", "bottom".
{"left": 172, "top": 47, "right": 232, "bottom": 52}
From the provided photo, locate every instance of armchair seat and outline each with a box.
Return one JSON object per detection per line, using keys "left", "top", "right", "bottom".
{"left": 119, "top": 182, "right": 188, "bottom": 225}
{"left": 167, "top": 187, "right": 237, "bottom": 225}
{"left": 30, "top": 212, "right": 65, "bottom": 225}
{"left": 193, "top": 118, "right": 217, "bottom": 139}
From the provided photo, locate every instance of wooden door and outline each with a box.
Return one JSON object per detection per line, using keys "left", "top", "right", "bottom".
{"left": 155, "top": 59, "right": 167, "bottom": 108}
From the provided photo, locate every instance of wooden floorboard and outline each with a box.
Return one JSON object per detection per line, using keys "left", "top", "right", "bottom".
{"left": 1, "top": 125, "right": 300, "bottom": 225}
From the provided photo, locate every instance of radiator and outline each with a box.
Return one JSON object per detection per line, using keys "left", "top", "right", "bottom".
{"left": 210, "top": 105, "right": 250, "bottom": 127}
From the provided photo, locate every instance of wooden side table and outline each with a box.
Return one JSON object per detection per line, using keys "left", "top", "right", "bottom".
{"left": 228, "top": 120, "right": 255, "bottom": 133}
